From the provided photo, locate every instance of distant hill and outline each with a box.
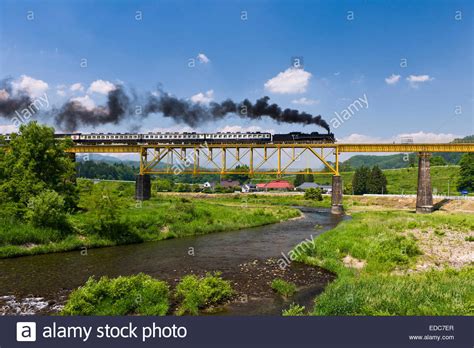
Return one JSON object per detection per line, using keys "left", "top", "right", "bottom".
{"left": 341, "top": 135, "right": 473, "bottom": 170}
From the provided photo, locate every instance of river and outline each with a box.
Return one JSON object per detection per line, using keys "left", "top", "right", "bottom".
{"left": 0, "top": 207, "right": 345, "bottom": 315}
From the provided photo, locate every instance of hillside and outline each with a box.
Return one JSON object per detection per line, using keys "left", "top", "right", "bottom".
{"left": 340, "top": 134, "right": 473, "bottom": 170}
{"left": 310, "top": 165, "right": 461, "bottom": 195}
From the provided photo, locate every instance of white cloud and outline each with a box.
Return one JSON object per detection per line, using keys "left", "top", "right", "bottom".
{"left": 406, "top": 75, "right": 434, "bottom": 87}
{"left": 70, "top": 83, "right": 84, "bottom": 92}
{"left": 197, "top": 53, "right": 210, "bottom": 64}
{"left": 385, "top": 74, "right": 401, "bottom": 85}
{"left": 56, "top": 89, "right": 66, "bottom": 97}
{"left": 0, "top": 124, "right": 17, "bottom": 133}
{"left": 291, "top": 97, "right": 319, "bottom": 106}
{"left": 218, "top": 125, "right": 275, "bottom": 133}
{"left": 12, "top": 75, "right": 48, "bottom": 98}
{"left": 397, "top": 131, "right": 458, "bottom": 143}
{"left": 0, "top": 89, "right": 10, "bottom": 101}
{"left": 338, "top": 131, "right": 460, "bottom": 144}
{"left": 87, "top": 80, "right": 116, "bottom": 95}
{"left": 334, "top": 72, "right": 341, "bottom": 76}
{"left": 190, "top": 90, "right": 214, "bottom": 104}
{"left": 264, "top": 67, "right": 312, "bottom": 94}
{"left": 71, "top": 95, "right": 96, "bottom": 110}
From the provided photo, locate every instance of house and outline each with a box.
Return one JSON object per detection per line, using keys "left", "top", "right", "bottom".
{"left": 202, "top": 181, "right": 216, "bottom": 189}
{"left": 220, "top": 179, "right": 240, "bottom": 188}
{"left": 319, "top": 185, "right": 332, "bottom": 194}
{"left": 256, "top": 180, "right": 294, "bottom": 191}
{"left": 295, "top": 182, "right": 321, "bottom": 191}
{"left": 241, "top": 183, "right": 257, "bottom": 193}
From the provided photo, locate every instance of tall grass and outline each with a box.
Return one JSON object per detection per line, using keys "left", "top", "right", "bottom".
{"left": 295, "top": 211, "right": 474, "bottom": 316}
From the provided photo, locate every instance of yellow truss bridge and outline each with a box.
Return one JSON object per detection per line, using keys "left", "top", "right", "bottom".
{"left": 66, "top": 143, "right": 474, "bottom": 176}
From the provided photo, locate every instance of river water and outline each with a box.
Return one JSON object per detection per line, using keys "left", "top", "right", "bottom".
{"left": 0, "top": 207, "right": 345, "bottom": 315}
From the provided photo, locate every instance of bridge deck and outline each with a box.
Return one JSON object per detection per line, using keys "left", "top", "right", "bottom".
{"left": 65, "top": 143, "right": 474, "bottom": 153}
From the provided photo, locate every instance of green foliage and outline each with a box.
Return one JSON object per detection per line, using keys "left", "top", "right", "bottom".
{"left": 351, "top": 166, "right": 387, "bottom": 195}
{"left": 271, "top": 278, "right": 297, "bottom": 298}
{"left": 282, "top": 303, "right": 306, "bottom": 316}
{"left": 61, "top": 273, "right": 170, "bottom": 315}
{"left": 25, "top": 190, "right": 69, "bottom": 230}
{"left": 312, "top": 268, "right": 474, "bottom": 315}
{"left": 352, "top": 166, "right": 370, "bottom": 195}
{"left": 153, "top": 179, "right": 174, "bottom": 192}
{"left": 222, "top": 164, "right": 250, "bottom": 184}
{"left": 294, "top": 211, "right": 474, "bottom": 315}
{"left": 430, "top": 156, "right": 447, "bottom": 166}
{"left": 457, "top": 153, "right": 474, "bottom": 192}
{"left": 294, "top": 173, "right": 305, "bottom": 186}
{"left": 175, "top": 183, "right": 192, "bottom": 192}
{"left": 367, "top": 166, "right": 387, "bottom": 194}
{"left": 0, "top": 122, "right": 78, "bottom": 212}
{"left": 175, "top": 272, "right": 234, "bottom": 315}
{"left": 304, "top": 169, "right": 314, "bottom": 183}
{"left": 76, "top": 161, "right": 138, "bottom": 180}
{"left": 304, "top": 187, "right": 323, "bottom": 201}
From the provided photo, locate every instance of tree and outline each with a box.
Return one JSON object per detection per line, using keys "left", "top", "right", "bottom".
{"left": 294, "top": 173, "right": 305, "bottom": 186}
{"left": 0, "top": 122, "right": 78, "bottom": 213}
{"left": 352, "top": 166, "right": 370, "bottom": 195}
{"left": 457, "top": 153, "right": 474, "bottom": 192}
{"left": 430, "top": 156, "right": 447, "bottom": 166}
{"left": 304, "top": 187, "right": 323, "bottom": 201}
{"left": 367, "top": 166, "right": 387, "bottom": 194}
{"left": 304, "top": 168, "right": 314, "bottom": 182}
{"left": 222, "top": 165, "right": 250, "bottom": 184}
{"left": 154, "top": 179, "right": 173, "bottom": 192}
{"left": 26, "top": 190, "right": 69, "bottom": 230}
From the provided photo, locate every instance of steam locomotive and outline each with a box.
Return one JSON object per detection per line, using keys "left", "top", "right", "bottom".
{"left": 1, "top": 131, "right": 335, "bottom": 144}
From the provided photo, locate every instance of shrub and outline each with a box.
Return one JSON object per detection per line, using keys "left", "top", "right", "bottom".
{"left": 271, "top": 278, "right": 297, "bottom": 298}
{"left": 25, "top": 190, "right": 69, "bottom": 230}
{"left": 282, "top": 303, "right": 306, "bottom": 316}
{"left": 61, "top": 273, "right": 170, "bottom": 315}
{"left": 175, "top": 272, "right": 234, "bottom": 315}
{"left": 304, "top": 188, "right": 323, "bottom": 201}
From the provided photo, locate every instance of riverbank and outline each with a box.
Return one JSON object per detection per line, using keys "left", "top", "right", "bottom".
{"left": 0, "top": 207, "right": 343, "bottom": 315}
{"left": 295, "top": 210, "right": 474, "bottom": 315}
{"left": 0, "top": 182, "right": 300, "bottom": 258}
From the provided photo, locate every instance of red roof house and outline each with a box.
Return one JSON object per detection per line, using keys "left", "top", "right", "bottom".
{"left": 256, "top": 180, "right": 294, "bottom": 191}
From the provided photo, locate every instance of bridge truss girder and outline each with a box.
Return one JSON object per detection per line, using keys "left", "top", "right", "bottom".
{"left": 138, "top": 143, "right": 340, "bottom": 176}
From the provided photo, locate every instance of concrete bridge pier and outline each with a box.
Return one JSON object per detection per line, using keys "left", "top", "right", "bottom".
{"left": 135, "top": 174, "right": 151, "bottom": 201}
{"left": 331, "top": 175, "right": 344, "bottom": 215}
{"left": 416, "top": 152, "right": 433, "bottom": 213}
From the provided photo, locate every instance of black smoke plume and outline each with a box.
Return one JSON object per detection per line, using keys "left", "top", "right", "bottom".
{"left": 0, "top": 78, "right": 33, "bottom": 118}
{"left": 54, "top": 86, "right": 131, "bottom": 131}
{"left": 144, "top": 92, "right": 330, "bottom": 132}
{"left": 2, "top": 76, "right": 330, "bottom": 132}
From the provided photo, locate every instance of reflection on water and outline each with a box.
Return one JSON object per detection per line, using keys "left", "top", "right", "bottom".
{"left": 0, "top": 207, "right": 345, "bottom": 315}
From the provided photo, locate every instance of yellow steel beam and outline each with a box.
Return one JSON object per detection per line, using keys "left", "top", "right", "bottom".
{"left": 337, "top": 143, "right": 474, "bottom": 152}
{"left": 66, "top": 143, "right": 474, "bottom": 154}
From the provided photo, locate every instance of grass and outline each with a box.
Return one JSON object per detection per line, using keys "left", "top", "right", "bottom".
{"left": 61, "top": 272, "right": 234, "bottom": 316}
{"left": 0, "top": 181, "right": 301, "bottom": 258}
{"left": 271, "top": 278, "right": 297, "bottom": 298}
{"left": 61, "top": 273, "right": 170, "bottom": 316}
{"left": 294, "top": 211, "right": 474, "bottom": 316}
{"left": 175, "top": 272, "right": 234, "bottom": 315}
{"left": 309, "top": 166, "right": 461, "bottom": 195}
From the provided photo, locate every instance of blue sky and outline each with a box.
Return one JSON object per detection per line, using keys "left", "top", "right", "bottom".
{"left": 0, "top": 0, "right": 472, "bottom": 143}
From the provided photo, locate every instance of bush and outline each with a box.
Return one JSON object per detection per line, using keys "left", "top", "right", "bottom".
{"left": 282, "top": 303, "right": 306, "bottom": 316}
{"left": 25, "top": 190, "right": 69, "bottom": 230}
{"left": 61, "top": 273, "right": 170, "bottom": 315}
{"left": 304, "top": 188, "right": 323, "bottom": 201}
{"left": 271, "top": 278, "right": 297, "bottom": 298}
{"left": 175, "top": 272, "right": 234, "bottom": 315}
